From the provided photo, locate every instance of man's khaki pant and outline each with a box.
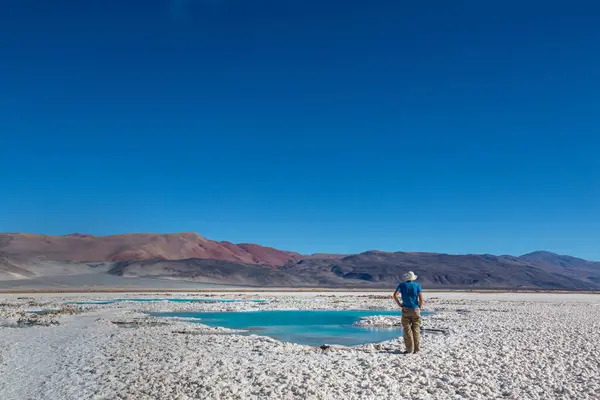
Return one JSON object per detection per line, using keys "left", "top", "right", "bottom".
{"left": 401, "top": 308, "right": 421, "bottom": 353}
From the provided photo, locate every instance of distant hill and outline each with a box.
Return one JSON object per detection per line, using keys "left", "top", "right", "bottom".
{"left": 519, "top": 251, "right": 600, "bottom": 270}
{"left": 108, "top": 259, "right": 309, "bottom": 287}
{"left": 1, "top": 232, "right": 599, "bottom": 290}
{"left": 0, "top": 254, "right": 38, "bottom": 280}
{"left": 0, "top": 233, "right": 302, "bottom": 267}
{"left": 281, "top": 251, "right": 600, "bottom": 289}
{"left": 517, "top": 251, "right": 600, "bottom": 287}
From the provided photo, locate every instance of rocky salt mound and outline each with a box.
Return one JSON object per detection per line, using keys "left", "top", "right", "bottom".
{"left": 0, "top": 292, "right": 599, "bottom": 399}
{"left": 354, "top": 315, "right": 403, "bottom": 327}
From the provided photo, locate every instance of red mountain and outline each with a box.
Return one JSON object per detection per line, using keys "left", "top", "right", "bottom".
{"left": 0, "top": 232, "right": 303, "bottom": 267}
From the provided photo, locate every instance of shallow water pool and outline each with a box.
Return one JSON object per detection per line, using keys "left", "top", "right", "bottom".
{"left": 153, "top": 310, "right": 423, "bottom": 346}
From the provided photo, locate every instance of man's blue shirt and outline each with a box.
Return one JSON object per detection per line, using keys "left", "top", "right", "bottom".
{"left": 397, "top": 281, "right": 422, "bottom": 308}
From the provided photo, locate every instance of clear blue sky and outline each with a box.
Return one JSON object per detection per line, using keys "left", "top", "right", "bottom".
{"left": 1, "top": 0, "right": 599, "bottom": 259}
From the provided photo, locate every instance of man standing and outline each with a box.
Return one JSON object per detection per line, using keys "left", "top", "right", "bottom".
{"left": 393, "top": 271, "right": 423, "bottom": 354}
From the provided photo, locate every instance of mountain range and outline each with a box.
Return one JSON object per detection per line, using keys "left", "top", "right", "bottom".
{"left": 1, "top": 233, "right": 599, "bottom": 290}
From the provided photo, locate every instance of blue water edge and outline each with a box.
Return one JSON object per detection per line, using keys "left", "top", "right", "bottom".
{"left": 66, "top": 298, "right": 268, "bottom": 305}
{"left": 152, "top": 309, "right": 423, "bottom": 346}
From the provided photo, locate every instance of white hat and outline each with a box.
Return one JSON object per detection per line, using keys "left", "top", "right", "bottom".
{"left": 403, "top": 271, "right": 417, "bottom": 281}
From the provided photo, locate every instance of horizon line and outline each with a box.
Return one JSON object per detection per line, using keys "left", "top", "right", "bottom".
{"left": 1, "top": 231, "right": 593, "bottom": 261}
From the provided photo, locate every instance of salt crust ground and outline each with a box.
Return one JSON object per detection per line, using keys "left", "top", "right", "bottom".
{"left": 0, "top": 292, "right": 599, "bottom": 400}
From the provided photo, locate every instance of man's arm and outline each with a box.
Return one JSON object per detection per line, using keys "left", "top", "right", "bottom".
{"left": 393, "top": 289, "right": 402, "bottom": 308}
{"left": 418, "top": 292, "right": 423, "bottom": 309}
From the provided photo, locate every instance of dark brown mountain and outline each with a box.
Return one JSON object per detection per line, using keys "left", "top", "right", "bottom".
{"left": 281, "top": 251, "right": 600, "bottom": 289}
{"left": 106, "top": 250, "right": 600, "bottom": 289}
{"left": 517, "top": 251, "right": 600, "bottom": 286}
{"left": 108, "top": 259, "right": 308, "bottom": 287}
{"left": 519, "top": 251, "right": 600, "bottom": 270}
